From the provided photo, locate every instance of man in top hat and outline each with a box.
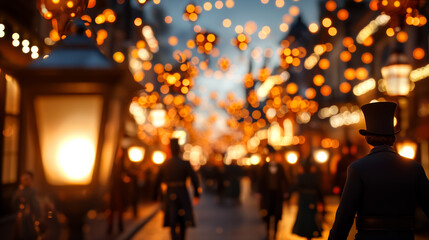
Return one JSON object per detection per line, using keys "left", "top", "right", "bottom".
{"left": 258, "top": 144, "right": 289, "bottom": 240}
{"left": 328, "top": 102, "right": 429, "bottom": 240}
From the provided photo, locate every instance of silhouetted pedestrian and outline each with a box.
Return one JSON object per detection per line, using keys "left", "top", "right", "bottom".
{"left": 333, "top": 141, "right": 357, "bottom": 196}
{"left": 13, "top": 171, "right": 41, "bottom": 240}
{"left": 258, "top": 145, "right": 288, "bottom": 240}
{"left": 154, "top": 139, "right": 201, "bottom": 240}
{"left": 291, "top": 158, "right": 324, "bottom": 240}
{"left": 329, "top": 102, "right": 429, "bottom": 240}
{"left": 224, "top": 159, "right": 243, "bottom": 205}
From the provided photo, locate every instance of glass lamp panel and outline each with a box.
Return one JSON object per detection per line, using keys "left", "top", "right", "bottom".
{"left": 2, "top": 116, "right": 19, "bottom": 184}
{"left": 382, "top": 64, "right": 412, "bottom": 96}
{"left": 34, "top": 95, "right": 103, "bottom": 185}
{"left": 99, "top": 100, "right": 120, "bottom": 187}
{"left": 5, "top": 74, "right": 21, "bottom": 115}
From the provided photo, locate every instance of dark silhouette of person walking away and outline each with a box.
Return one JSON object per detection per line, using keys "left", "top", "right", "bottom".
{"left": 328, "top": 102, "right": 429, "bottom": 240}
{"left": 291, "top": 158, "right": 324, "bottom": 240}
{"left": 154, "top": 138, "right": 201, "bottom": 240}
{"left": 258, "top": 145, "right": 288, "bottom": 240}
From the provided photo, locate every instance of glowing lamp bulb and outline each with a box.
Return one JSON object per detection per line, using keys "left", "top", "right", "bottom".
{"left": 153, "top": 151, "right": 166, "bottom": 164}
{"left": 128, "top": 146, "right": 145, "bottom": 163}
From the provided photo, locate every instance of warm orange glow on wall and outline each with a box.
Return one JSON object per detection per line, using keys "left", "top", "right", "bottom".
{"left": 286, "top": 83, "right": 298, "bottom": 95}
{"left": 361, "top": 52, "right": 373, "bottom": 64}
{"left": 413, "top": 48, "right": 425, "bottom": 60}
{"left": 313, "top": 74, "right": 325, "bottom": 86}
{"left": 340, "top": 51, "right": 352, "bottom": 62}
{"left": 320, "top": 85, "right": 332, "bottom": 96}
{"left": 319, "top": 59, "right": 330, "bottom": 70}
{"left": 344, "top": 68, "right": 356, "bottom": 80}
{"left": 325, "top": 0, "right": 337, "bottom": 11}
{"left": 339, "top": 82, "right": 351, "bottom": 93}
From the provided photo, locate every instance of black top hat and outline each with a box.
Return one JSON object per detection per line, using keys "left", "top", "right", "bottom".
{"left": 359, "top": 102, "right": 400, "bottom": 136}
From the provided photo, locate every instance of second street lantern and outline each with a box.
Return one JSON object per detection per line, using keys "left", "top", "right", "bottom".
{"left": 15, "top": 20, "right": 139, "bottom": 239}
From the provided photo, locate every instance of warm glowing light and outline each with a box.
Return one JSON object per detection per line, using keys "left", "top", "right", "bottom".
{"left": 339, "top": 82, "right": 351, "bottom": 93}
{"left": 223, "top": 19, "right": 232, "bottom": 28}
{"left": 57, "top": 137, "right": 96, "bottom": 182}
{"left": 286, "top": 82, "right": 298, "bottom": 95}
{"left": 280, "top": 23, "right": 289, "bottom": 32}
{"left": 289, "top": 6, "right": 300, "bottom": 16}
{"left": 308, "top": 23, "right": 319, "bottom": 33}
{"left": 322, "top": 18, "right": 332, "bottom": 28}
{"left": 286, "top": 151, "right": 299, "bottom": 164}
{"left": 396, "top": 31, "right": 408, "bottom": 43}
{"left": 204, "top": 2, "right": 212, "bottom": 11}
{"left": 152, "top": 151, "right": 166, "bottom": 164}
{"left": 340, "top": 51, "right": 352, "bottom": 62}
{"left": 250, "top": 154, "right": 261, "bottom": 165}
{"left": 314, "top": 149, "right": 329, "bottom": 163}
{"left": 305, "top": 88, "right": 316, "bottom": 99}
{"left": 356, "top": 67, "right": 368, "bottom": 80}
{"left": 344, "top": 68, "right": 356, "bottom": 80}
{"left": 361, "top": 52, "right": 373, "bottom": 64}
{"left": 397, "top": 141, "right": 417, "bottom": 159}
{"left": 128, "top": 146, "right": 145, "bottom": 162}
{"left": 413, "top": 48, "right": 425, "bottom": 60}
{"left": 319, "top": 58, "right": 330, "bottom": 70}
{"left": 386, "top": 28, "right": 395, "bottom": 37}
{"left": 313, "top": 74, "right": 325, "bottom": 86}
{"left": 325, "top": 0, "right": 337, "bottom": 11}
{"left": 320, "top": 85, "right": 332, "bottom": 96}
{"left": 165, "top": 16, "right": 173, "bottom": 24}
{"left": 337, "top": 9, "right": 349, "bottom": 21}
{"left": 113, "top": 52, "right": 125, "bottom": 63}
{"left": 328, "top": 27, "right": 337, "bottom": 36}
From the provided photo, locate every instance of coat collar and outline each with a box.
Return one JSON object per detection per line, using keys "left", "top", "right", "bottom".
{"left": 369, "top": 145, "right": 396, "bottom": 155}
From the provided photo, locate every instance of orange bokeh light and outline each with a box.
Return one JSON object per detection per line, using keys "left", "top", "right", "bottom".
{"left": 319, "top": 59, "right": 330, "bottom": 70}
{"left": 340, "top": 51, "right": 352, "bottom": 62}
{"left": 344, "top": 68, "right": 356, "bottom": 80}
{"left": 320, "top": 85, "right": 332, "bottom": 96}
{"left": 413, "top": 48, "right": 425, "bottom": 60}
{"left": 313, "top": 74, "right": 325, "bottom": 86}
{"left": 339, "top": 82, "right": 351, "bottom": 93}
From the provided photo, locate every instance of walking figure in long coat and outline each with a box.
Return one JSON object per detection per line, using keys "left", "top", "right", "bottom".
{"left": 258, "top": 145, "right": 288, "bottom": 240}
{"left": 154, "top": 139, "right": 201, "bottom": 240}
{"left": 328, "top": 102, "right": 429, "bottom": 240}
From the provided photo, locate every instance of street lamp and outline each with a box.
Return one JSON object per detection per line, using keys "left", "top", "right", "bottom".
{"left": 396, "top": 140, "right": 418, "bottom": 159}
{"left": 152, "top": 150, "right": 166, "bottom": 165}
{"left": 381, "top": 49, "right": 413, "bottom": 96}
{"left": 16, "top": 20, "right": 138, "bottom": 239}
{"left": 314, "top": 149, "right": 329, "bottom": 163}
{"left": 285, "top": 151, "right": 299, "bottom": 164}
{"left": 128, "top": 146, "right": 145, "bottom": 163}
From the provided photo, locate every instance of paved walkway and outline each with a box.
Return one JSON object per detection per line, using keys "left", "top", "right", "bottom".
{"left": 134, "top": 178, "right": 340, "bottom": 240}
{"left": 133, "top": 177, "right": 429, "bottom": 240}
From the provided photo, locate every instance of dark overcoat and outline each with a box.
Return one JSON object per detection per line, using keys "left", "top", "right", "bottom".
{"left": 258, "top": 162, "right": 288, "bottom": 221}
{"left": 328, "top": 145, "right": 429, "bottom": 240}
{"left": 154, "top": 157, "right": 200, "bottom": 227}
{"left": 292, "top": 172, "right": 323, "bottom": 239}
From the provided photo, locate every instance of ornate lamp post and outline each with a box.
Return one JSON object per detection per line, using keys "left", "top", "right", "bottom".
{"left": 16, "top": 21, "right": 138, "bottom": 239}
